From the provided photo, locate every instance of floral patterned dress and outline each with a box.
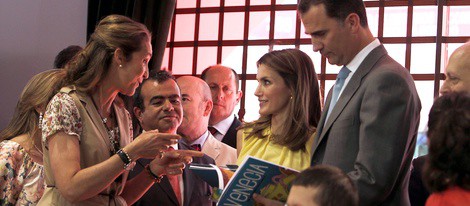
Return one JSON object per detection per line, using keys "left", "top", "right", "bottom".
{"left": 0, "top": 140, "right": 45, "bottom": 206}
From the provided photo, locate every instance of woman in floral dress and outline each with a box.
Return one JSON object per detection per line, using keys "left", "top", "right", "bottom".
{"left": 37, "top": 15, "right": 202, "bottom": 206}
{"left": 0, "top": 69, "right": 65, "bottom": 205}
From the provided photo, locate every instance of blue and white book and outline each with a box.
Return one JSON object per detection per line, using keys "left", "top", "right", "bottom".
{"left": 216, "top": 155, "right": 300, "bottom": 206}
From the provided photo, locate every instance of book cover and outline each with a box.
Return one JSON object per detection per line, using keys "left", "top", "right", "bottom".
{"left": 216, "top": 155, "right": 299, "bottom": 206}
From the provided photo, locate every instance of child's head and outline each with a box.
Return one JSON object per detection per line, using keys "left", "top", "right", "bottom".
{"left": 286, "top": 165, "right": 358, "bottom": 206}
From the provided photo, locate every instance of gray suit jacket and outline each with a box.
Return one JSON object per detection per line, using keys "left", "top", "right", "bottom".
{"left": 311, "top": 45, "right": 421, "bottom": 206}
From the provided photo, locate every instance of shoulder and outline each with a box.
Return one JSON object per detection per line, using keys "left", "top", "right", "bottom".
{"left": 362, "top": 60, "right": 416, "bottom": 96}
{"left": 0, "top": 140, "right": 25, "bottom": 162}
{"left": 0, "top": 140, "right": 29, "bottom": 177}
{"left": 47, "top": 92, "right": 80, "bottom": 114}
{"left": 214, "top": 134, "right": 235, "bottom": 149}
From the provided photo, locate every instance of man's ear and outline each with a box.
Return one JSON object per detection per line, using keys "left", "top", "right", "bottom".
{"left": 344, "top": 13, "right": 361, "bottom": 33}
{"left": 133, "top": 107, "right": 143, "bottom": 123}
{"left": 235, "top": 90, "right": 243, "bottom": 104}
{"left": 203, "top": 100, "right": 213, "bottom": 116}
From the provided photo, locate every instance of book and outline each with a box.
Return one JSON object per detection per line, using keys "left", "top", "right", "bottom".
{"left": 216, "top": 156, "right": 300, "bottom": 206}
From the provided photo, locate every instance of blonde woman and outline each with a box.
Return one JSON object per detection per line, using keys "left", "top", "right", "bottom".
{"left": 0, "top": 69, "right": 65, "bottom": 205}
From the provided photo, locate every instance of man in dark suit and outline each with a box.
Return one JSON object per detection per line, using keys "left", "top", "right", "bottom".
{"left": 298, "top": 1, "right": 421, "bottom": 205}
{"left": 130, "top": 70, "right": 214, "bottom": 206}
{"left": 201, "top": 65, "right": 243, "bottom": 149}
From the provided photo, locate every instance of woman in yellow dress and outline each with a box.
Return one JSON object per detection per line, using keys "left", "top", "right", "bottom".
{"left": 237, "top": 49, "right": 321, "bottom": 171}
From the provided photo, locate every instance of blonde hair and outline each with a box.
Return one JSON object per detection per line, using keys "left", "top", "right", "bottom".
{"left": 0, "top": 69, "right": 66, "bottom": 143}
{"left": 65, "top": 15, "right": 151, "bottom": 92}
{"left": 241, "top": 49, "right": 322, "bottom": 151}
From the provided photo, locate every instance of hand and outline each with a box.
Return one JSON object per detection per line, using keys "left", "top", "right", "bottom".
{"left": 253, "top": 194, "right": 284, "bottom": 206}
{"left": 149, "top": 150, "right": 204, "bottom": 176}
{"left": 125, "top": 130, "right": 180, "bottom": 160}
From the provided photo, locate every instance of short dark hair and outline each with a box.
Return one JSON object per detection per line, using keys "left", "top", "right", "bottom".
{"left": 298, "top": 0, "right": 368, "bottom": 27}
{"left": 424, "top": 92, "right": 470, "bottom": 192}
{"left": 53, "top": 45, "right": 83, "bottom": 69}
{"left": 200, "top": 65, "right": 240, "bottom": 90}
{"left": 292, "top": 165, "right": 358, "bottom": 206}
{"left": 133, "top": 70, "right": 175, "bottom": 111}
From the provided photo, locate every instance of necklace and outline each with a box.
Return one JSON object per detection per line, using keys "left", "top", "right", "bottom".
{"left": 91, "top": 96, "right": 121, "bottom": 155}
{"left": 102, "top": 118, "right": 120, "bottom": 154}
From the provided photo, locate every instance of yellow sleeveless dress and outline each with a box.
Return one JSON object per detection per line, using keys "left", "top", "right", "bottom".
{"left": 236, "top": 127, "right": 314, "bottom": 171}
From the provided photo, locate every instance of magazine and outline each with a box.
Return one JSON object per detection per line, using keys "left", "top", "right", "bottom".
{"left": 188, "top": 163, "right": 236, "bottom": 188}
{"left": 216, "top": 156, "right": 300, "bottom": 206}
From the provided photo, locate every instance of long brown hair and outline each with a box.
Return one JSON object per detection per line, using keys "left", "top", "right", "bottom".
{"left": 64, "top": 15, "right": 151, "bottom": 92}
{"left": 241, "top": 49, "right": 322, "bottom": 151}
{"left": 0, "top": 69, "right": 66, "bottom": 143}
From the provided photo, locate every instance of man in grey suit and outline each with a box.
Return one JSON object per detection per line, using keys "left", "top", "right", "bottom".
{"left": 298, "top": 0, "right": 421, "bottom": 205}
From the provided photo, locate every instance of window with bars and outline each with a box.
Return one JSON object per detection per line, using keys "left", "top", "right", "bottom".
{"left": 162, "top": 0, "right": 470, "bottom": 156}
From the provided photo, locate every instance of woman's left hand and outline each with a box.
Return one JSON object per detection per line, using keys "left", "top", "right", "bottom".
{"left": 149, "top": 150, "right": 204, "bottom": 176}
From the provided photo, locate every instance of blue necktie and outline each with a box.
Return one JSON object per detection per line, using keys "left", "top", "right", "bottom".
{"left": 326, "top": 66, "right": 351, "bottom": 121}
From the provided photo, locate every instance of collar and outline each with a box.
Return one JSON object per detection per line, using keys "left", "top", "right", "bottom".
{"left": 346, "top": 39, "right": 381, "bottom": 74}
{"left": 211, "top": 115, "right": 235, "bottom": 135}
{"left": 191, "top": 130, "right": 209, "bottom": 147}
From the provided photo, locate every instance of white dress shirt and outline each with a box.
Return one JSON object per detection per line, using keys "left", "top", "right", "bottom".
{"left": 338, "top": 39, "right": 381, "bottom": 97}
{"left": 211, "top": 115, "right": 236, "bottom": 142}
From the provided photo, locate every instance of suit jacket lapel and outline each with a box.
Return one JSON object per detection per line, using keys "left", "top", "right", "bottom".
{"left": 179, "top": 142, "right": 193, "bottom": 206}
{"left": 314, "top": 45, "right": 388, "bottom": 153}
{"left": 135, "top": 159, "right": 177, "bottom": 204}
{"left": 202, "top": 134, "right": 221, "bottom": 161}
{"left": 148, "top": 159, "right": 180, "bottom": 205}
{"left": 156, "top": 177, "right": 179, "bottom": 205}
{"left": 312, "top": 88, "right": 333, "bottom": 152}
{"left": 182, "top": 163, "right": 193, "bottom": 206}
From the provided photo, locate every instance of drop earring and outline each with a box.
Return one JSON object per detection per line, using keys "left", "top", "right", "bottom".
{"left": 38, "top": 112, "right": 43, "bottom": 129}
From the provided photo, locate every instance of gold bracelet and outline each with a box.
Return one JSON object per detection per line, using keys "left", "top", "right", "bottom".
{"left": 145, "top": 164, "right": 163, "bottom": 183}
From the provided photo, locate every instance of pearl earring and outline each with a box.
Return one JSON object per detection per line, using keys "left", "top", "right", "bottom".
{"left": 119, "top": 64, "right": 123, "bottom": 68}
{"left": 38, "top": 112, "right": 43, "bottom": 129}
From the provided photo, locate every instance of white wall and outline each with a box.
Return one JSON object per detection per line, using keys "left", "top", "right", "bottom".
{"left": 0, "top": 0, "right": 88, "bottom": 130}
